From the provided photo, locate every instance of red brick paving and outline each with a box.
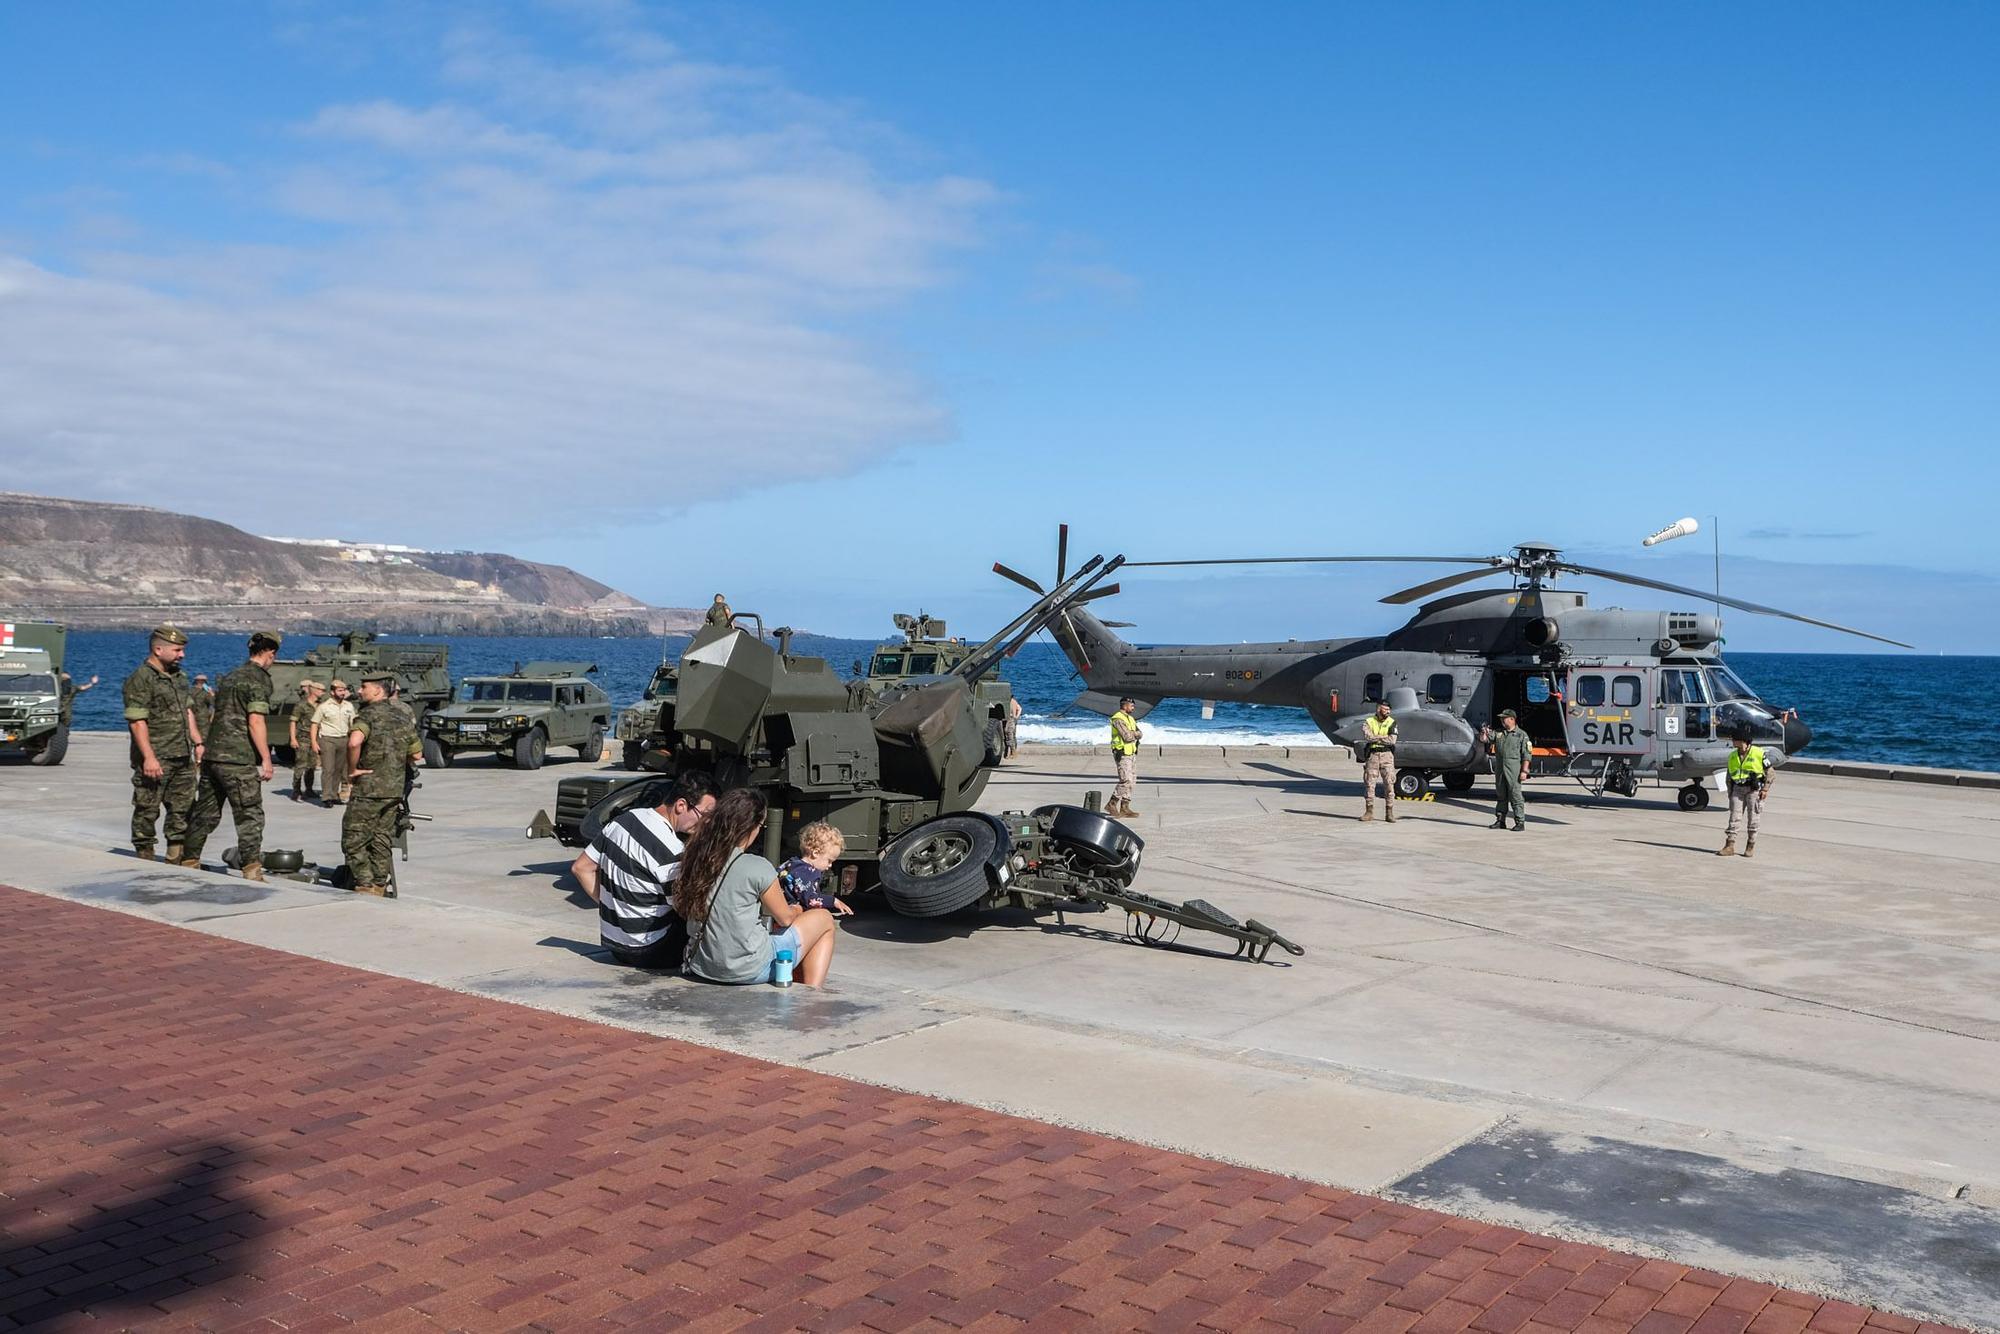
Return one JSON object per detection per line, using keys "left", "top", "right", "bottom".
{"left": 0, "top": 887, "right": 1966, "bottom": 1333}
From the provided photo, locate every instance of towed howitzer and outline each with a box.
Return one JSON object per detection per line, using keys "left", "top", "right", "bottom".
{"left": 541, "top": 552, "right": 1305, "bottom": 963}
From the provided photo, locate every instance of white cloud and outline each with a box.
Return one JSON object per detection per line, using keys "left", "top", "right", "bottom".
{"left": 0, "top": 8, "right": 994, "bottom": 544}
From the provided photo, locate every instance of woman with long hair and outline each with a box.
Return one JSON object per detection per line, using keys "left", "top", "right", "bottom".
{"left": 675, "top": 788, "right": 839, "bottom": 987}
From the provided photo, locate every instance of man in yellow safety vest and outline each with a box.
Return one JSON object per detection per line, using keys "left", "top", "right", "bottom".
{"left": 1360, "top": 699, "right": 1399, "bottom": 822}
{"left": 1719, "top": 727, "right": 1771, "bottom": 857}
{"left": 1108, "top": 697, "right": 1142, "bottom": 818}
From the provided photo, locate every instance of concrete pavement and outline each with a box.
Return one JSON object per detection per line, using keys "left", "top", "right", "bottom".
{"left": 3, "top": 734, "right": 1997, "bottom": 1327}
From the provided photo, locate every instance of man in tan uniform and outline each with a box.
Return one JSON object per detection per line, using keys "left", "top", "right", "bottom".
{"left": 1359, "top": 699, "right": 1399, "bottom": 822}
{"left": 315, "top": 678, "right": 358, "bottom": 804}
{"left": 1108, "top": 697, "right": 1142, "bottom": 818}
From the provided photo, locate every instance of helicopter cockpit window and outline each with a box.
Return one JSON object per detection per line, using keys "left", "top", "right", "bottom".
{"left": 1612, "top": 676, "right": 1642, "bottom": 708}
{"left": 1426, "top": 674, "right": 1454, "bottom": 703}
{"left": 1707, "top": 666, "right": 1758, "bottom": 702}
{"left": 1662, "top": 668, "right": 1711, "bottom": 739}
{"left": 1524, "top": 676, "right": 1552, "bottom": 704}
{"left": 907, "top": 653, "right": 940, "bottom": 676}
{"left": 871, "top": 654, "right": 904, "bottom": 676}
{"left": 1363, "top": 673, "right": 1383, "bottom": 703}
{"left": 1575, "top": 675, "right": 1607, "bottom": 707}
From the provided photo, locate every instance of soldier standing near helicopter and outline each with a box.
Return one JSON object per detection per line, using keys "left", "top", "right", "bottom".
{"left": 1360, "top": 698, "right": 1399, "bottom": 822}
{"left": 1485, "top": 710, "right": 1532, "bottom": 831}
{"left": 1108, "top": 697, "right": 1142, "bottom": 817}
{"left": 1719, "top": 726, "right": 1770, "bottom": 857}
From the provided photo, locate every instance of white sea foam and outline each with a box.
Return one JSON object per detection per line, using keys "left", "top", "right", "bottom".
{"left": 1016, "top": 720, "right": 1334, "bottom": 748}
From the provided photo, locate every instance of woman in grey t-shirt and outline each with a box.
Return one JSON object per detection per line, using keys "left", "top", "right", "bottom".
{"left": 675, "top": 788, "right": 841, "bottom": 986}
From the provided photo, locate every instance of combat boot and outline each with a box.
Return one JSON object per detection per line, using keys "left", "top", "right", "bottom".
{"left": 1385, "top": 807, "right": 1399, "bottom": 823}
{"left": 1510, "top": 820, "right": 1525, "bottom": 832}
{"left": 240, "top": 863, "right": 266, "bottom": 883}
{"left": 351, "top": 884, "right": 388, "bottom": 898}
{"left": 177, "top": 856, "right": 203, "bottom": 869}
{"left": 1743, "top": 837, "right": 1756, "bottom": 859}
{"left": 1122, "top": 802, "right": 1142, "bottom": 816}
{"left": 1716, "top": 838, "right": 1737, "bottom": 857}
{"left": 164, "top": 843, "right": 183, "bottom": 864}
{"left": 134, "top": 844, "right": 155, "bottom": 862}
{"left": 1361, "top": 808, "right": 1375, "bottom": 823}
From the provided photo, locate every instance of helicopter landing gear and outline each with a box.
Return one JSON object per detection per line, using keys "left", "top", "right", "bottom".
{"left": 1393, "top": 770, "right": 1431, "bottom": 801}
{"left": 1605, "top": 759, "right": 1638, "bottom": 799}
{"left": 1677, "top": 783, "right": 1710, "bottom": 812}
{"left": 1442, "top": 771, "right": 1476, "bottom": 794}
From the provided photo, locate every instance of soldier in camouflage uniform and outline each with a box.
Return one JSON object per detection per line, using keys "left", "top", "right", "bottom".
{"left": 122, "top": 625, "right": 202, "bottom": 862}
{"left": 190, "top": 674, "right": 215, "bottom": 736}
{"left": 706, "top": 594, "right": 733, "bottom": 627}
{"left": 182, "top": 631, "right": 282, "bottom": 880}
{"left": 342, "top": 671, "right": 423, "bottom": 897}
{"left": 385, "top": 675, "right": 417, "bottom": 727}
{"left": 290, "top": 680, "right": 324, "bottom": 801}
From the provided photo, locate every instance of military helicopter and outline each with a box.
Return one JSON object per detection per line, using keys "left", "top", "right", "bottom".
{"left": 996, "top": 530, "right": 1911, "bottom": 810}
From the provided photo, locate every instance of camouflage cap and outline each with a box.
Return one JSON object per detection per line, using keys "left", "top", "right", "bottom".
{"left": 360, "top": 670, "right": 396, "bottom": 685}
{"left": 151, "top": 624, "right": 189, "bottom": 646}
{"left": 1498, "top": 708, "right": 1518, "bottom": 720}
{"left": 330, "top": 677, "right": 349, "bottom": 689}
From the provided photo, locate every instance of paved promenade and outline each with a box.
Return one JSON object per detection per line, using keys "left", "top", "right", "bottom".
{"left": 0, "top": 887, "right": 1961, "bottom": 1333}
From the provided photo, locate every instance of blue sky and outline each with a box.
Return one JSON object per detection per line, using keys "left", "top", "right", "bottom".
{"left": 3, "top": 2, "right": 1993, "bottom": 650}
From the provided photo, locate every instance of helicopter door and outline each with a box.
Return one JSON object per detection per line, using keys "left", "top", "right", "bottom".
{"left": 1656, "top": 668, "right": 1712, "bottom": 761}
{"left": 1564, "top": 669, "right": 1647, "bottom": 755}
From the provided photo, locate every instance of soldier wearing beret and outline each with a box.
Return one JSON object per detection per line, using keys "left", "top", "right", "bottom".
{"left": 342, "top": 670, "right": 424, "bottom": 897}
{"left": 122, "top": 624, "right": 202, "bottom": 862}
{"left": 182, "top": 631, "right": 282, "bottom": 880}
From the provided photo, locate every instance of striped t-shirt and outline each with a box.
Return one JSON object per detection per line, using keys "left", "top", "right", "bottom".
{"left": 584, "top": 807, "right": 686, "bottom": 951}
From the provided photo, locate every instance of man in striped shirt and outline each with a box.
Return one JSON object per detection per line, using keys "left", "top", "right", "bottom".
{"left": 571, "top": 770, "right": 719, "bottom": 968}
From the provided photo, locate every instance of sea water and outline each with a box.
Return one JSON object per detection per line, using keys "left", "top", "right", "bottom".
{"left": 51, "top": 632, "right": 2000, "bottom": 774}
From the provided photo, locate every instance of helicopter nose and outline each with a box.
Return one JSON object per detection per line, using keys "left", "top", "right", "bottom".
{"left": 1784, "top": 714, "right": 1813, "bottom": 754}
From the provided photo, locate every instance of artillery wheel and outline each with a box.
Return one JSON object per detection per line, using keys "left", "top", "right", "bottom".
{"left": 1393, "top": 769, "right": 1430, "bottom": 800}
{"left": 622, "top": 740, "right": 643, "bottom": 769}
{"left": 422, "top": 736, "right": 453, "bottom": 769}
{"left": 880, "top": 816, "right": 998, "bottom": 918}
{"left": 582, "top": 779, "right": 659, "bottom": 847}
{"left": 29, "top": 724, "right": 68, "bottom": 767}
{"left": 1678, "top": 784, "right": 1710, "bottom": 811}
{"left": 514, "top": 727, "right": 547, "bottom": 771}
{"left": 982, "top": 718, "right": 1005, "bottom": 766}
{"left": 579, "top": 726, "right": 604, "bottom": 762}
{"left": 1442, "top": 771, "right": 1475, "bottom": 793}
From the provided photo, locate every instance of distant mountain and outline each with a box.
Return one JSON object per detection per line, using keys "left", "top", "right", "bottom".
{"left": 0, "top": 492, "right": 702, "bottom": 636}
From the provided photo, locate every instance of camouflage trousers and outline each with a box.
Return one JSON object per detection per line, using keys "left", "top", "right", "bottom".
{"left": 292, "top": 744, "right": 318, "bottom": 796}
{"left": 185, "top": 761, "right": 265, "bottom": 868}
{"left": 341, "top": 795, "right": 400, "bottom": 890}
{"left": 131, "top": 756, "right": 197, "bottom": 854}
{"left": 1113, "top": 753, "right": 1137, "bottom": 803}
{"left": 1361, "top": 751, "right": 1397, "bottom": 811}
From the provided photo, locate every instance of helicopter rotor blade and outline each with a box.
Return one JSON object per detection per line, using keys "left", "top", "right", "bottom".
{"left": 1125, "top": 555, "right": 1503, "bottom": 569}
{"left": 1056, "top": 524, "right": 1070, "bottom": 584}
{"left": 1380, "top": 567, "right": 1510, "bottom": 605}
{"left": 992, "top": 562, "right": 1046, "bottom": 595}
{"left": 1561, "top": 562, "right": 1914, "bottom": 649}
{"left": 1073, "top": 583, "right": 1121, "bottom": 604}
{"left": 1098, "top": 620, "right": 1137, "bottom": 629}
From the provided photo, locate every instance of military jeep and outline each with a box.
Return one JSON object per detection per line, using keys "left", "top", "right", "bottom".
{"left": 0, "top": 619, "right": 68, "bottom": 766}
{"left": 421, "top": 661, "right": 611, "bottom": 770}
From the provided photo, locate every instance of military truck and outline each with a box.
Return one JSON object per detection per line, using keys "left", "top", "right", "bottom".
{"left": 0, "top": 619, "right": 69, "bottom": 766}
{"left": 862, "top": 613, "right": 1014, "bottom": 758}
{"left": 267, "top": 633, "right": 451, "bottom": 761}
{"left": 422, "top": 662, "right": 611, "bottom": 770}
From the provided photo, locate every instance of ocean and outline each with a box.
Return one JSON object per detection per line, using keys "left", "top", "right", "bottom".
{"left": 47, "top": 631, "right": 2000, "bottom": 774}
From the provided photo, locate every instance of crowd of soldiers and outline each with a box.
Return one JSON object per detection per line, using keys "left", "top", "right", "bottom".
{"left": 123, "top": 626, "right": 423, "bottom": 896}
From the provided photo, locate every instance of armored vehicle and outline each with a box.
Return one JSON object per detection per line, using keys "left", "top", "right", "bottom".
{"left": 0, "top": 619, "right": 69, "bottom": 766}
{"left": 863, "top": 613, "right": 1014, "bottom": 756}
{"left": 267, "top": 633, "right": 451, "bottom": 761}
{"left": 614, "top": 658, "right": 678, "bottom": 769}
{"left": 423, "top": 662, "right": 610, "bottom": 770}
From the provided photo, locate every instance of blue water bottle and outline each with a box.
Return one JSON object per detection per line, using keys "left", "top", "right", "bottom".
{"left": 772, "top": 948, "right": 795, "bottom": 987}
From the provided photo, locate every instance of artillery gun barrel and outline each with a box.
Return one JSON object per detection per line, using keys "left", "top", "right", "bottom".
{"left": 956, "top": 554, "right": 1125, "bottom": 684}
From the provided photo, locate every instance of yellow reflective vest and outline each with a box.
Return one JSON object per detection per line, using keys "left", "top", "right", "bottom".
{"left": 1110, "top": 710, "right": 1139, "bottom": 756}
{"left": 1727, "top": 745, "right": 1767, "bottom": 784}
{"left": 1363, "top": 714, "right": 1397, "bottom": 752}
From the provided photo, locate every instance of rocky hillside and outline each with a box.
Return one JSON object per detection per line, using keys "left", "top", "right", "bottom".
{"left": 0, "top": 492, "right": 702, "bottom": 636}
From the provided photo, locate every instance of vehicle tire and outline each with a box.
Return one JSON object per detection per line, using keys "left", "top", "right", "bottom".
{"left": 1442, "top": 771, "right": 1475, "bottom": 793}
{"left": 879, "top": 815, "right": 1000, "bottom": 917}
{"left": 579, "top": 726, "right": 604, "bottom": 762}
{"left": 514, "top": 727, "right": 547, "bottom": 771}
{"left": 1394, "top": 769, "right": 1430, "bottom": 800}
{"left": 1678, "top": 784, "right": 1710, "bottom": 811}
{"left": 982, "top": 718, "right": 1005, "bottom": 766}
{"left": 29, "top": 724, "right": 68, "bottom": 767}
{"left": 622, "top": 740, "right": 643, "bottom": 770}
{"left": 422, "top": 735, "right": 453, "bottom": 769}
{"left": 582, "top": 778, "right": 659, "bottom": 846}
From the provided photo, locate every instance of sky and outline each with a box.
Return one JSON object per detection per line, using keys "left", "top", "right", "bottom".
{"left": 2, "top": 1, "right": 1994, "bottom": 650}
